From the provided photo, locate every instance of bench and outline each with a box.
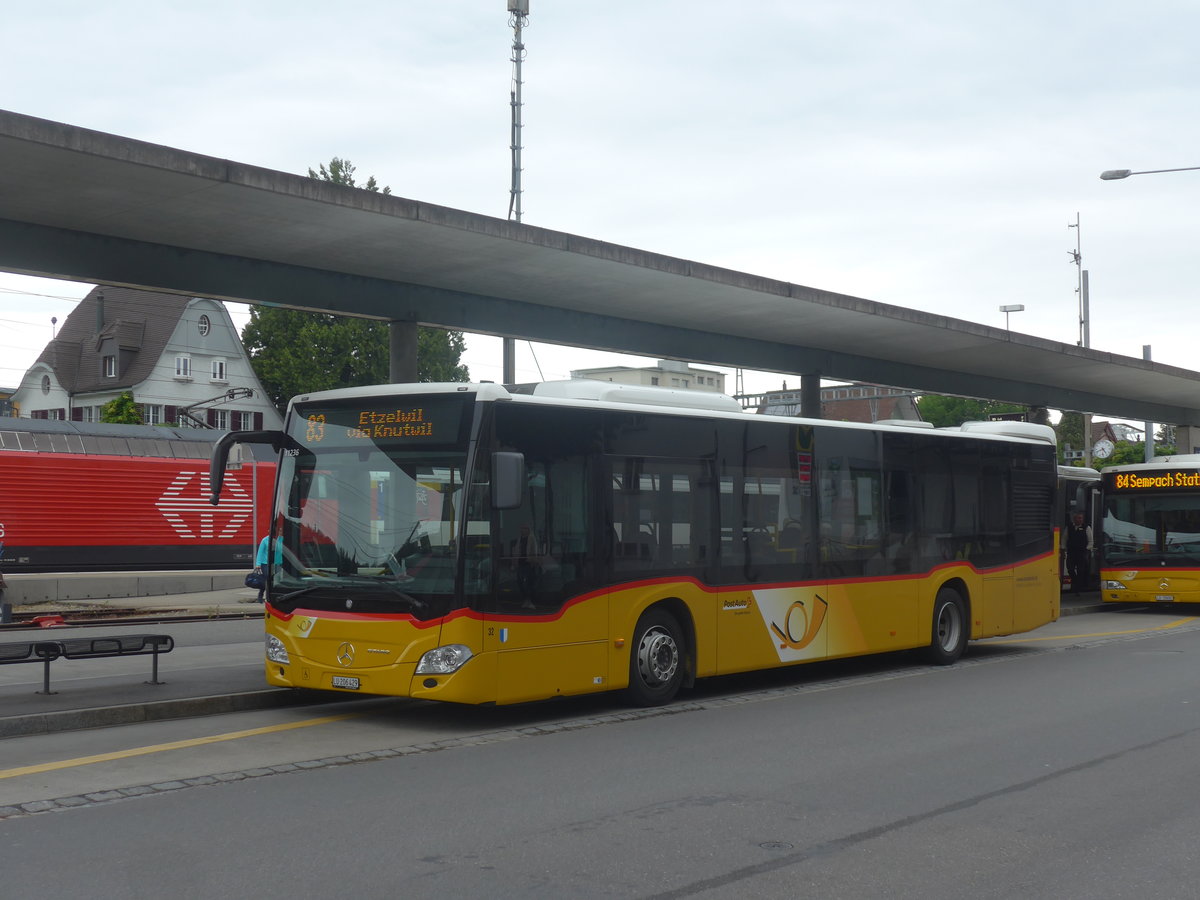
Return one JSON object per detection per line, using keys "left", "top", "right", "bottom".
{"left": 0, "top": 633, "right": 174, "bottom": 694}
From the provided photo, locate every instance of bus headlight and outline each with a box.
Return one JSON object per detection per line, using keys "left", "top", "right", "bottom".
{"left": 266, "top": 634, "right": 291, "bottom": 664}
{"left": 415, "top": 644, "right": 473, "bottom": 674}
{"left": 1102, "top": 580, "right": 1127, "bottom": 591}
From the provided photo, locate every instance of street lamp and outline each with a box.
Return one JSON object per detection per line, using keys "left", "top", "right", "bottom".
{"left": 1100, "top": 166, "right": 1200, "bottom": 180}
{"left": 999, "top": 304, "right": 1024, "bottom": 330}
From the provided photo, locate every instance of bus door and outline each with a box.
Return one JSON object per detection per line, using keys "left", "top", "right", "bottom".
{"left": 717, "top": 435, "right": 829, "bottom": 672}
{"left": 479, "top": 452, "right": 608, "bottom": 704}
{"left": 821, "top": 432, "right": 919, "bottom": 654}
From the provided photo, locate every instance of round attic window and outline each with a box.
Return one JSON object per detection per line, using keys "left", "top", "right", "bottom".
{"left": 198, "top": 314, "right": 211, "bottom": 336}
{"left": 41, "top": 374, "right": 51, "bottom": 394}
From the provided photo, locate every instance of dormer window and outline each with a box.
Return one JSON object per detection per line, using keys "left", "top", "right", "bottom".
{"left": 103, "top": 356, "right": 116, "bottom": 378}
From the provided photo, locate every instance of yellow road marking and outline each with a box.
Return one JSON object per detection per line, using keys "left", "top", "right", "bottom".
{"left": 0, "top": 712, "right": 361, "bottom": 780}
{"left": 987, "top": 616, "right": 1198, "bottom": 644}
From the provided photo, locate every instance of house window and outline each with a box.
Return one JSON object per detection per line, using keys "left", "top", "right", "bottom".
{"left": 82, "top": 405, "right": 98, "bottom": 423}
{"left": 143, "top": 404, "right": 163, "bottom": 425}
{"left": 198, "top": 314, "right": 211, "bottom": 336}
{"left": 103, "top": 356, "right": 116, "bottom": 378}
{"left": 211, "top": 358, "right": 227, "bottom": 382}
{"left": 41, "top": 374, "right": 51, "bottom": 394}
{"left": 212, "top": 409, "right": 230, "bottom": 430}
{"left": 650, "top": 377, "right": 659, "bottom": 386}
{"left": 234, "top": 411, "right": 255, "bottom": 430}
{"left": 175, "top": 356, "right": 192, "bottom": 379}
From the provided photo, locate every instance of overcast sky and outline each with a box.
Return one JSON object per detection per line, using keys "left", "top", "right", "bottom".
{"left": 3, "top": 0, "right": 1197, "bottom": 402}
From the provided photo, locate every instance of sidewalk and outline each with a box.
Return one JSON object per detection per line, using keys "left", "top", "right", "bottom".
{"left": 1060, "top": 591, "right": 1106, "bottom": 616}
{"left": 0, "top": 587, "right": 307, "bottom": 738}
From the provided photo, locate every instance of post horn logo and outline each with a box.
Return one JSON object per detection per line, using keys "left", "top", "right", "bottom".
{"left": 770, "top": 594, "right": 829, "bottom": 651}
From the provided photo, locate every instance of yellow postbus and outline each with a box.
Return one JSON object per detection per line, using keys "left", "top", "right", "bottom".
{"left": 1100, "top": 456, "right": 1200, "bottom": 604}
{"left": 211, "top": 381, "right": 1059, "bottom": 706}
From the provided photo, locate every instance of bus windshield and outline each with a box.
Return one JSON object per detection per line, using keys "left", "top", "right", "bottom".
{"left": 269, "top": 394, "right": 477, "bottom": 618}
{"left": 1103, "top": 493, "right": 1200, "bottom": 567}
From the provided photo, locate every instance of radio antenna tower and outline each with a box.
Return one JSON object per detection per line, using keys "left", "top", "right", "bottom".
{"left": 502, "top": 1, "right": 529, "bottom": 384}
{"left": 507, "top": 1, "right": 528, "bottom": 223}
{"left": 1068, "top": 212, "right": 1089, "bottom": 348}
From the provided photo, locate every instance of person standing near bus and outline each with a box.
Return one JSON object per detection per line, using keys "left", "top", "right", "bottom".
{"left": 254, "top": 534, "right": 281, "bottom": 602}
{"left": 1066, "top": 512, "right": 1093, "bottom": 593}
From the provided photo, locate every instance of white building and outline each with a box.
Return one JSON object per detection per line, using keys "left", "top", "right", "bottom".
{"left": 9, "top": 286, "right": 281, "bottom": 430}
{"left": 570, "top": 359, "right": 726, "bottom": 393}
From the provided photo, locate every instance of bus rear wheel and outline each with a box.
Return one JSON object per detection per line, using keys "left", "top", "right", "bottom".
{"left": 924, "top": 587, "right": 967, "bottom": 665}
{"left": 626, "top": 609, "right": 685, "bottom": 707}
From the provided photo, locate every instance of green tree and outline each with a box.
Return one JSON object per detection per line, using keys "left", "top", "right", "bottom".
{"left": 1055, "top": 411, "right": 1086, "bottom": 466}
{"left": 243, "top": 158, "right": 468, "bottom": 413}
{"left": 100, "top": 391, "right": 143, "bottom": 424}
{"left": 1106, "top": 441, "right": 1147, "bottom": 466}
{"left": 915, "top": 395, "right": 1025, "bottom": 428}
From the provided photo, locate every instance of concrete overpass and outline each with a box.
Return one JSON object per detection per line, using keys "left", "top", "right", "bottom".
{"left": 1, "top": 108, "right": 1198, "bottom": 433}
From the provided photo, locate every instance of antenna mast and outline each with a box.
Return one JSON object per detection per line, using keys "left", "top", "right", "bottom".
{"left": 508, "top": 0, "right": 528, "bottom": 223}
{"left": 501, "top": 1, "right": 529, "bottom": 384}
{"left": 1068, "top": 212, "right": 1088, "bottom": 347}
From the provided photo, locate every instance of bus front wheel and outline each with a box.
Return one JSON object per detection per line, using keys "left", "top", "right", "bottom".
{"left": 626, "top": 609, "right": 685, "bottom": 707}
{"left": 925, "top": 587, "right": 968, "bottom": 665}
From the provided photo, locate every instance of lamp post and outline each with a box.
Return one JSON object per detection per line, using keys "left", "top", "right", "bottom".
{"left": 1100, "top": 163, "right": 1199, "bottom": 457}
{"left": 1100, "top": 166, "right": 1200, "bottom": 180}
{"left": 999, "top": 304, "right": 1024, "bottom": 330}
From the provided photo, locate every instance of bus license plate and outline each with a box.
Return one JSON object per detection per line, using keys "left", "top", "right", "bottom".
{"left": 1155, "top": 594, "right": 1175, "bottom": 603}
{"left": 331, "top": 676, "right": 360, "bottom": 690}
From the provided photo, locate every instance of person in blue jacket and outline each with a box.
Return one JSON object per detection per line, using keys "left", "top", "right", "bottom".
{"left": 254, "top": 534, "right": 282, "bottom": 602}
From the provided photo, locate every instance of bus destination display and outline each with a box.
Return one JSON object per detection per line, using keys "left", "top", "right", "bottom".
{"left": 1106, "top": 469, "right": 1200, "bottom": 491}
{"left": 293, "top": 396, "right": 469, "bottom": 448}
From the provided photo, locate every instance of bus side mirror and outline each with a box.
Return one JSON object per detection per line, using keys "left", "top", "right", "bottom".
{"left": 210, "top": 430, "right": 286, "bottom": 505}
{"left": 492, "top": 452, "right": 525, "bottom": 510}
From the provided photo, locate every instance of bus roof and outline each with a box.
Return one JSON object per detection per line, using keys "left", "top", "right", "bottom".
{"left": 1102, "top": 453, "right": 1200, "bottom": 474}
{"left": 287, "top": 381, "right": 1056, "bottom": 447}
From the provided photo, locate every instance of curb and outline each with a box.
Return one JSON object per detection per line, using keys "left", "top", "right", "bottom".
{"left": 0, "top": 688, "right": 329, "bottom": 739}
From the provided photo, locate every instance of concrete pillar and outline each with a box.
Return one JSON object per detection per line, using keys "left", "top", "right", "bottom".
{"left": 388, "top": 320, "right": 418, "bottom": 384}
{"left": 1176, "top": 425, "right": 1200, "bottom": 456}
{"left": 503, "top": 337, "right": 516, "bottom": 384}
{"left": 800, "top": 373, "right": 822, "bottom": 419}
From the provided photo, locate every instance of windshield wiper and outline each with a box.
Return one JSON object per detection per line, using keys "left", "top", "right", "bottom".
{"left": 330, "top": 575, "right": 427, "bottom": 610}
{"left": 277, "top": 579, "right": 426, "bottom": 611}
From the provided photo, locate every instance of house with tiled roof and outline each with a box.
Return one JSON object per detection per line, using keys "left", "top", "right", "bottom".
{"left": 9, "top": 286, "right": 281, "bottom": 430}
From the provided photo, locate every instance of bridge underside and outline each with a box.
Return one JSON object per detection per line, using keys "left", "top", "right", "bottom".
{"left": 2, "top": 109, "right": 1198, "bottom": 426}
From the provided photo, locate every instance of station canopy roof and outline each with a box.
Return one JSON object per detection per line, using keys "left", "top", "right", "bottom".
{"left": 1, "top": 108, "right": 1198, "bottom": 425}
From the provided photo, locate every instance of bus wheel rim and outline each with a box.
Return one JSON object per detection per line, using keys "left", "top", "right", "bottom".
{"left": 936, "top": 601, "right": 962, "bottom": 651}
{"left": 637, "top": 626, "right": 679, "bottom": 686}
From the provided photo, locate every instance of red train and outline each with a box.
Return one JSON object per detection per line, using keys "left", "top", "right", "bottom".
{"left": 0, "top": 418, "right": 275, "bottom": 573}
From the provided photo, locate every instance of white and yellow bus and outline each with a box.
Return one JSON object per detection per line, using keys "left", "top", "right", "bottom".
{"left": 1100, "top": 456, "right": 1200, "bottom": 604}
{"left": 211, "top": 380, "right": 1060, "bottom": 706}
